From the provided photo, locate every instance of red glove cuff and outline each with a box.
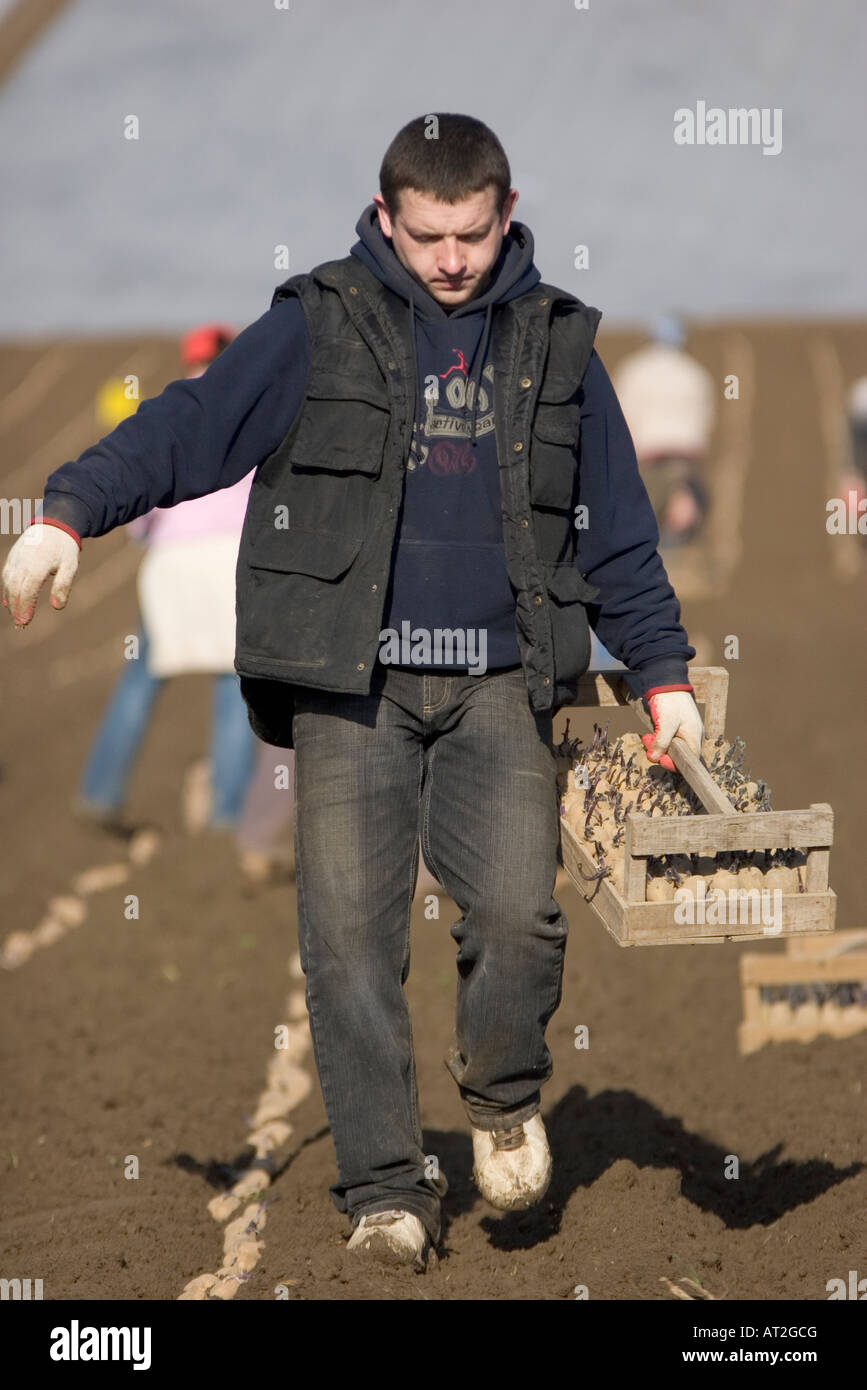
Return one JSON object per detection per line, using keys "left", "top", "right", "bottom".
{"left": 28, "top": 517, "right": 82, "bottom": 550}
{"left": 643, "top": 683, "right": 694, "bottom": 698}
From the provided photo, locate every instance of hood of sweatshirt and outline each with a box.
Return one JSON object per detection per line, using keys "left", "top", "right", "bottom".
{"left": 349, "top": 202, "right": 541, "bottom": 442}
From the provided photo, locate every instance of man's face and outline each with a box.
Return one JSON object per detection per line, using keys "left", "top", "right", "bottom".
{"left": 374, "top": 185, "right": 519, "bottom": 307}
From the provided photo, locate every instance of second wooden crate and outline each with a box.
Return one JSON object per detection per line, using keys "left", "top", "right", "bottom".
{"left": 738, "top": 930, "right": 867, "bottom": 1053}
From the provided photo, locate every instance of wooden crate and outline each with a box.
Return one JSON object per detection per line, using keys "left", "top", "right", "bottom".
{"left": 557, "top": 667, "right": 837, "bottom": 947}
{"left": 738, "top": 930, "right": 867, "bottom": 1054}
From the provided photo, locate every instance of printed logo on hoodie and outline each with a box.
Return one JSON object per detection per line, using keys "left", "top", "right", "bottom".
{"left": 410, "top": 354, "right": 496, "bottom": 477}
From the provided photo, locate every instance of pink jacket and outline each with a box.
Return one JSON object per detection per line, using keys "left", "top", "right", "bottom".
{"left": 126, "top": 469, "right": 255, "bottom": 546}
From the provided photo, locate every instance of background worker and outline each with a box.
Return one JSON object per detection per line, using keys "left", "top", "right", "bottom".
{"left": 840, "top": 374, "right": 867, "bottom": 530}
{"left": 612, "top": 315, "right": 716, "bottom": 548}
{"left": 74, "top": 324, "right": 257, "bottom": 835}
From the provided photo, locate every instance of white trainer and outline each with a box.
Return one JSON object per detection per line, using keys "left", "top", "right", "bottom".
{"left": 472, "top": 1112, "right": 552, "bottom": 1211}
{"left": 346, "top": 1209, "right": 431, "bottom": 1271}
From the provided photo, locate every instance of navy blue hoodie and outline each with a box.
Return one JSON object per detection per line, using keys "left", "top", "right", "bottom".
{"left": 350, "top": 203, "right": 539, "bottom": 670}
{"left": 40, "top": 208, "right": 694, "bottom": 693}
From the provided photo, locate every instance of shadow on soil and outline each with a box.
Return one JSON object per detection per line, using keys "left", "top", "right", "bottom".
{"left": 427, "top": 1086, "right": 862, "bottom": 1254}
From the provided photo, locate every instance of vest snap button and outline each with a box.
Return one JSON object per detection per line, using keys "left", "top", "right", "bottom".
{"left": 513, "top": 441, "right": 523, "bottom": 452}
{"left": 349, "top": 286, "right": 358, "bottom": 295}
{"left": 539, "top": 298, "right": 548, "bottom": 306}
{"left": 521, "top": 519, "right": 529, "bottom": 528}
{"left": 520, "top": 377, "right": 532, "bottom": 389}
{"left": 534, "top": 595, "right": 542, "bottom": 605}
{"left": 543, "top": 677, "right": 550, "bottom": 686}
{"left": 387, "top": 360, "right": 396, "bottom": 370}
{"left": 357, "top": 662, "right": 365, "bottom": 670}
{"left": 371, "top": 584, "right": 378, "bottom": 592}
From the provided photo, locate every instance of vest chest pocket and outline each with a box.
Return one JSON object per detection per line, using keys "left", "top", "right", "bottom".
{"left": 288, "top": 360, "right": 391, "bottom": 477}
{"left": 530, "top": 374, "right": 582, "bottom": 510}
{"left": 541, "top": 560, "right": 600, "bottom": 606}
{"left": 247, "top": 525, "right": 363, "bottom": 578}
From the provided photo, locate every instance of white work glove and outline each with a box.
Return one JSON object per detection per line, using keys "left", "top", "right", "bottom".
{"left": 641, "top": 687, "right": 703, "bottom": 770}
{"left": 2, "top": 522, "right": 81, "bottom": 628}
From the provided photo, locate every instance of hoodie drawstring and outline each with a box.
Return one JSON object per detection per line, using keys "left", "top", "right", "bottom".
{"left": 467, "top": 301, "right": 493, "bottom": 446}
{"left": 407, "top": 293, "right": 423, "bottom": 457}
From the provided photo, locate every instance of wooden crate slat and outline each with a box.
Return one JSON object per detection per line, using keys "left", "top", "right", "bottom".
{"left": 786, "top": 929, "right": 867, "bottom": 958}
{"left": 623, "top": 846, "right": 647, "bottom": 903}
{"left": 624, "top": 894, "right": 835, "bottom": 945}
{"left": 625, "top": 805, "right": 833, "bottom": 857}
{"left": 559, "top": 820, "right": 628, "bottom": 945}
{"left": 695, "top": 669, "right": 729, "bottom": 743}
{"left": 742, "top": 983, "right": 763, "bottom": 1023}
{"left": 738, "top": 1022, "right": 770, "bottom": 1054}
{"left": 739, "top": 934, "right": 867, "bottom": 989}
{"left": 740, "top": 944, "right": 867, "bottom": 986}
{"left": 804, "top": 846, "right": 831, "bottom": 893}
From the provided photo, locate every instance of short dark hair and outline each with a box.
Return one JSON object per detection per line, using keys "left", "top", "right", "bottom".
{"left": 379, "top": 113, "right": 511, "bottom": 219}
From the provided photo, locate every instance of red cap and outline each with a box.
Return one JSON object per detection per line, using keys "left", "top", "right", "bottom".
{"left": 180, "top": 323, "right": 237, "bottom": 368}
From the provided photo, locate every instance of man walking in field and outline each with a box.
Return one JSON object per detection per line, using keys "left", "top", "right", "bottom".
{"left": 3, "top": 113, "right": 703, "bottom": 1272}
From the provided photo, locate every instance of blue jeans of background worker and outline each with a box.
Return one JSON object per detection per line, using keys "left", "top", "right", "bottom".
{"left": 78, "top": 624, "right": 256, "bottom": 826}
{"left": 291, "top": 661, "right": 569, "bottom": 1247}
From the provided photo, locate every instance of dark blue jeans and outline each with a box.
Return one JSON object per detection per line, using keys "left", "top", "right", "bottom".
{"left": 291, "top": 663, "right": 568, "bottom": 1244}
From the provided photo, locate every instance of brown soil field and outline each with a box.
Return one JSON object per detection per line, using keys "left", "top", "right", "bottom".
{"left": 1, "top": 320, "right": 866, "bottom": 1303}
